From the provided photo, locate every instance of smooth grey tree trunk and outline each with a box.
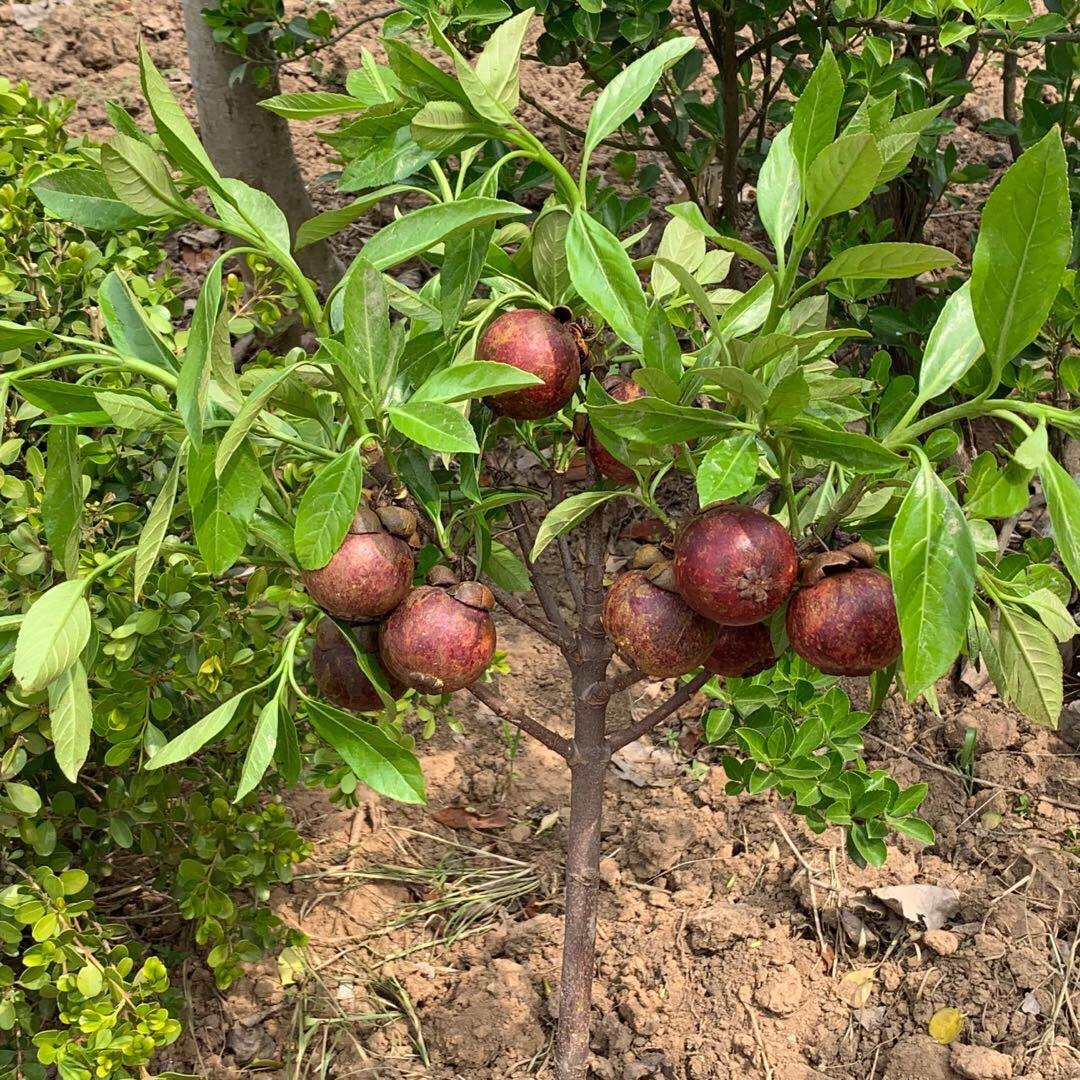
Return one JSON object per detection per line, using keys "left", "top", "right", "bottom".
{"left": 181, "top": 0, "right": 342, "bottom": 294}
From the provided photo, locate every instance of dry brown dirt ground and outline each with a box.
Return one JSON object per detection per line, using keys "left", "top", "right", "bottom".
{"left": 2, "top": 2, "right": 1078, "bottom": 1078}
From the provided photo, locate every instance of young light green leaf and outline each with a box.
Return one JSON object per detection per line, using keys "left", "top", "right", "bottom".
{"left": 360, "top": 198, "right": 528, "bottom": 270}
{"left": 790, "top": 44, "right": 843, "bottom": 175}
{"left": 135, "top": 456, "right": 180, "bottom": 601}
{"left": 49, "top": 660, "right": 92, "bottom": 783}
{"left": 306, "top": 700, "right": 425, "bottom": 803}
{"left": 176, "top": 260, "right": 223, "bottom": 450}
{"left": 805, "top": 133, "right": 881, "bottom": 221}
{"left": 757, "top": 126, "right": 801, "bottom": 254}
{"left": 1039, "top": 452, "right": 1080, "bottom": 589}
{"left": 187, "top": 437, "right": 261, "bottom": 575}
{"left": 889, "top": 458, "right": 976, "bottom": 697}
{"left": 583, "top": 37, "right": 696, "bottom": 154}
{"left": 440, "top": 223, "right": 493, "bottom": 334}
{"left": 32, "top": 169, "right": 150, "bottom": 231}
{"left": 411, "top": 101, "right": 489, "bottom": 153}
{"left": 697, "top": 435, "right": 759, "bottom": 506}
{"left": 211, "top": 178, "right": 292, "bottom": 264}
{"left": 651, "top": 215, "right": 706, "bottom": 299}
{"left": 413, "top": 361, "right": 543, "bottom": 403}
{"left": 294, "top": 447, "right": 364, "bottom": 572}
{"left": 388, "top": 400, "right": 480, "bottom": 454}
{"left": 0, "top": 322, "right": 50, "bottom": 351}
{"left": 474, "top": 8, "right": 532, "bottom": 110}
{"left": 41, "top": 426, "right": 81, "bottom": 578}
{"left": 235, "top": 698, "right": 279, "bottom": 802}
{"left": 532, "top": 205, "right": 571, "bottom": 304}
{"left": 970, "top": 129, "right": 1071, "bottom": 384}
{"left": 13, "top": 580, "right": 91, "bottom": 694}
{"left": 530, "top": 489, "right": 622, "bottom": 560}
{"left": 996, "top": 605, "right": 1063, "bottom": 728}
{"left": 259, "top": 91, "right": 368, "bottom": 119}
{"left": 145, "top": 691, "right": 247, "bottom": 770}
{"left": 95, "top": 390, "right": 179, "bottom": 431}
{"left": 566, "top": 208, "right": 648, "bottom": 350}
{"left": 99, "top": 133, "right": 180, "bottom": 217}
{"left": 814, "top": 243, "right": 956, "bottom": 283}
{"left": 342, "top": 257, "right": 391, "bottom": 397}
{"left": 215, "top": 365, "right": 299, "bottom": 478}
{"left": 915, "top": 282, "right": 982, "bottom": 406}
{"left": 641, "top": 301, "right": 683, "bottom": 384}
{"left": 98, "top": 271, "right": 177, "bottom": 372}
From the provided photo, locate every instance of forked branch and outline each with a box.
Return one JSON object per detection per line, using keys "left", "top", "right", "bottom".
{"left": 606, "top": 670, "right": 711, "bottom": 752}
{"left": 486, "top": 580, "right": 575, "bottom": 654}
{"left": 466, "top": 681, "right": 572, "bottom": 759}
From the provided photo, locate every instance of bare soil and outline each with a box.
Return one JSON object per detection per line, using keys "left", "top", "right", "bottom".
{"left": 2, "top": 2, "right": 1078, "bottom": 1077}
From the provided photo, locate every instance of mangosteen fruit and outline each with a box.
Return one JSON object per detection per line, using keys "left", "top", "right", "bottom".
{"left": 704, "top": 622, "right": 778, "bottom": 678}
{"left": 673, "top": 504, "right": 797, "bottom": 626}
{"left": 587, "top": 375, "right": 646, "bottom": 482}
{"left": 786, "top": 567, "right": 901, "bottom": 675}
{"left": 312, "top": 620, "right": 403, "bottom": 713}
{"left": 302, "top": 507, "right": 414, "bottom": 620}
{"left": 479, "top": 308, "right": 581, "bottom": 420}
{"left": 379, "top": 581, "right": 497, "bottom": 693}
{"left": 602, "top": 562, "right": 718, "bottom": 678}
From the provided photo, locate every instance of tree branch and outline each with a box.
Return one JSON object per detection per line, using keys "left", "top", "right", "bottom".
{"left": 508, "top": 501, "right": 574, "bottom": 648}
{"left": 485, "top": 580, "right": 574, "bottom": 653}
{"left": 552, "top": 473, "right": 584, "bottom": 613}
{"left": 606, "top": 670, "right": 711, "bottom": 752}
{"left": 797, "top": 475, "right": 870, "bottom": 555}
{"left": 467, "top": 682, "right": 572, "bottom": 759}
{"left": 582, "top": 664, "right": 645, "bottom": 706}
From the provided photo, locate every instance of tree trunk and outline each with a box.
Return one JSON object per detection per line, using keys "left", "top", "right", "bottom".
{"left": 180, "top": 0, "right": 342, "bottom": 294}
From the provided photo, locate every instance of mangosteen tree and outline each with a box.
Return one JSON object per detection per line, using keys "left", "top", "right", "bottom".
{"left": 10, "top": 14, "right": 1077, "bottom": 1080}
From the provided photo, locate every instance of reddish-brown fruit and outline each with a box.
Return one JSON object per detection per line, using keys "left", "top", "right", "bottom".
{"left": 704, "top": 623, "right": 778, "bottom": 678}
{"left": 379, "top": 585, "right": 497, "bottom": 693}
{"left": 312, "top": 620, "right": 403, "bottom": 712}
{"left": 786, "top": 567, "right": 901, "bottom": 676}
{"left": 302, "top": 528, "right": 414, "bottom": 620}
{"left": 479, "top": 309, "right": 581, "bottom": 420}
{"left": 602, "top": 569, "right": 719, "bottom": 679}
{"left": 673, "top": 505, "right": 797, "bottom": 626}
{"left": 587, "top": 376, "right": 646, "bottom": 481}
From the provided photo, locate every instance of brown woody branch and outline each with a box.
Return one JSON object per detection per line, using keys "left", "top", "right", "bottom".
{"left": 507, "top": 501, "right": 574, "bottom": 648}
{"left": 606, "top": 670, "right": 711, "bottom": 752}
{"left": 582, "top": 664, "right": 646, "bottom": 706}
{"left": 797, "top": 475, "right": 870, "bottom": 555}
{"left": 467, "top": 681, "right": 572, "bottom": 759}
{"left": 486, "top": 580, "right": 574, "bottom": 654}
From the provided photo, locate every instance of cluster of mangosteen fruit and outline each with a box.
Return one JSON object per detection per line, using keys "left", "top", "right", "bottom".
{"left": 304, "top": 305, "right": 903, "bottom": 714}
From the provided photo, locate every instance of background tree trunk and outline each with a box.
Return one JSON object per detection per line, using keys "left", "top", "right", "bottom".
{"left": 181, "top": 0, "right": 342, "bottom": 294}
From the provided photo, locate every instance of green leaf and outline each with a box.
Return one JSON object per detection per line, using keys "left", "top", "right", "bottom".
{"left": 259, "top": 91, "right": 368, "bottom": 119}
{"left": 440, "top": 223, "right": 493, "bottom": 334}
{"left": 697, "top": 435, "right": 758, "bottom": 506}
{"left": 235, "top": 699, "right": 279, "bottom": 802}
{"left": 757, "top": 126, "right": 800, "bottom": 254}
{"left": 414, "top": 361, "right": 542, "bottom": 403}
{"left": 426, "top": 18, "right": 513, "bottom": 124}
{"left": 790, "top": 44, "right": 843, "bottom": 175}
{"left": 996, "top": 605, "right": 1063, "bottom": 728}
{"left": 360, "top": 197, "right": 528, "bottom": 270}
{"left": 342, "top": 258, "right": 391, "bottom": 397}
{"left": 340, "top": 127, "right": 437, "bottom": 191}
{"left": 135, "top": 456, "right": 180, "bottom": 601}
{"left": 531, "top": 205, "right": 571, "bottom": 305}
{"left": 99, "top": 133, "right": 179, "bottom": 217}
{"left": 583, "top": 36, "right": 696, "bottom": 154}
{"left": 790, "top": 418, "right": 904, "bottom": 472}
{"left": 0, "top": 321, "right": 50, "bottom": 351}
{"left": 915, "top": 282, "right": 983, "bottom": 407}
{"left": 138, "top": 42, "right": 224, "bottom": 194}
{"left": 890, "top": 782, "right": 928, "bottom": 817}
{"left": 49, "top": 660, "right": 92, "bottom": 783}
{"left": 176, "top": 261, "right": 223, "bottom": 450}
{"left": 13, "top": 580, "right": 91, "bottom": 695}
{"left": 805, "top": 133, "right": 882, "bottom": 221}
{"left": 95, "top": 390, "right": 178, "bottom": 431}
{"left": 215, "top": 365, "right": 298, "bottom": 478}
{"left": 412, "top": 101, "right": 488, "bottom": 153}
{"left": 474, "top": 8, "right": 532, "bottom": 110}
{"left": 765, "top": 369, "right": 810, "bottom": 425}
{"left": 590, "top": 398, "right": 739, "bottom": 444}
{"left": 483, "top": 540, "right": 531, "bottom": 592}
{"left": 889, "top": 816, "right": 935, "bottom": 845}
{"left": 145, "top": 691, "right": 247, "bottom": 770}
{"left": 641, "top": 301, "right": 683, "bottom": 384}
{"left": 306, "top": 701, "right": 425, "bottom": 803}
{"left": 32, "top": 169, "right": 150, "bottom": 230}
{"left": 814, "top": 243, "right": 956, "bottom": 284}
{"left": 651, "top": 215, "right": 706, "bottom": 299}
{"left": 211, "top": 178, "right": 292, "bottom": 262}
{"left": 1040, "top": 452, "right": 1080, "bottom": 589}
{"left": 296, "top": 185, "right": 409, "bottom": 248}
{"left": 5, "top": 782, "right": 42, "bottom": 816}
{"left": 889, "top": 458, "right": 976, "bottom": 697}
{"left": 187, "top": 437, "right": 261, "bottom": 576}
{"left": 388, "top": 400, "right": 480, "bottom": 454}
{"left": 294, "top": 447, "right": 364, "bottom": 572}
{"left": 98, "top": 271, "right": 177, "bottom": 372}
{"left": 76, "top": 964, "right": 103, "bottom": 999}
{"left": 530, "top": 489, "right": 621, "bottom": 560}
{"left": 41, "top": 426, "right": 81, "bottom": 577}
{"left": 566, "top": 208, "right": 648, "bottom": 350}
{"left": 970, "top": 129, "right": 1071, "bottom": 384}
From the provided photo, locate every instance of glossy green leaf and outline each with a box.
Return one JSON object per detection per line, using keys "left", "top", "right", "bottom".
{"left": 474, "top": 8, "right": 532, "bottom": 110}
{"left": 294, "top": 447, "right": 364, "bottom": 572}
{"left": 1040, "top": 452, "right": 1080, "bottom": 589}
{"left": 186, "top": 437, "right": 261, "bottom": 575}
{"left": 889, "top": 458, "right": 976, "bottom": 697}
{"left": 441, "top": 223, "right": 493, "bottom": 333}
{"left": 41, "top": 426, "right": 81, "bottom": 577}
{"left": 134, "top": 456, "right": 180, "bottom": 601}
{"left": 790, "top": 44, "right": 843, "bottom": 175}
{"left": 145, "top": 691, "right": 247, "bottom": 770}
{"left": 98, "top": 271, "right": 177, "bottom": 372}
{"left": 99, "top": 133, "right": 179, "bottom": 217}
{"left": 341, "top": 127, "right": 437, "bottom": 190}
{"left": 697, "top": 435, "right": 759, "bottom": 506}
{"left": 413, "top": 361, "right": 543, "bottom": 403}
{"left": 49, "top": 660, "right": 92, "bottom": 783}
{"left": 805, "top": 134, "right": 881, "bottom": 221}
{"left": 388, "top": 400, "right": 480, "bottom": 454}
{"left": 235, "top": 698, "right": 279, "bottom": 802}
{"left": 996, "top": 605, "right": 1062, "bottom": 728}
{"left": 814, "top": 243, "right": 956, "bottom": 283}
{"left": 13, "top": 580, "right": 91, "bottom": 694}
{"left": 32, "top": 169, "right": 150, "bottom": 231}
{"left": 531, "top": 205, "right": 571, "bottom": 305}
{"left": 757, "top": 126, "right": 800, "bottom": 253}
{"left": 915, "top": 282, "right": 982, "bottom": 407}
{"left": 296, "top": 185, "right": 409, "bottom": 248}
{"left": 176, "top": 260, "right": 223, "bottom": 450}
{"left": 260, "top": 92, "right": 367, "bottom": 119}
{"left": 641, "top": 301, "right": 683, "bottom": 384}
{"left": 790, "top": 418, "right": 903, "bottom": 472}
{"left": 215, "top": 365, "right": 298, "bottom": 478}
{"left": 530, "top": 489, "right": 621, "bottom": 560}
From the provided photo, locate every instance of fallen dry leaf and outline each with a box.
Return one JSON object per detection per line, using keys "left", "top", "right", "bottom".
{"left": 928, "top": 1006, "right": 965, "bottom": 1045}
{"left": 870, "top": 884, "right": 960, "bottom": 930}
{"left": 837, "top": 967, "right": 876, "bottom": 1009}
{"left": 610, "top": 739, "right": 681, "bottom": 787}
{"left": 430, "top": 806, "right": 510, "bottom": 831}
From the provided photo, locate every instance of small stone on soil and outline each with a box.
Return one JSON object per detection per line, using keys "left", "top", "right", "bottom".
{"left": 950, "top": 1043, "right": 1014, "bottom": 1079}
{"left": 922, "top": 929, "right": 960, "bottom": 956}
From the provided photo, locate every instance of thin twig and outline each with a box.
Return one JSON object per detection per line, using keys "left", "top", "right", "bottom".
{"left": 508, "top": 501, "right": 573, "bottom": 649}
{"left": 486, "top": 579, "right": 574, "bottom": 653}
{"left": 467, "top": 682, "right": 572, "bottom": 759}
{"left": 607, "top": 670, "right": 711, "bottom": 752}
{"left": 552, "top": 473, "right": 584, "bottom": 613}
{"left": 797, "top": 475, "right": 870, "bottom": 555}
{"left": 519, "top": 89, "right": 663, "bottom": 152}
